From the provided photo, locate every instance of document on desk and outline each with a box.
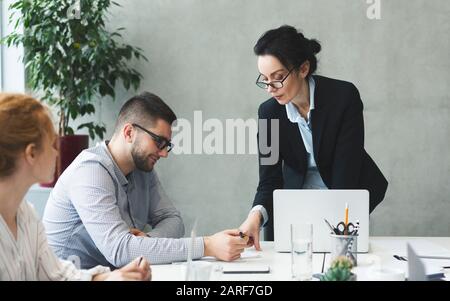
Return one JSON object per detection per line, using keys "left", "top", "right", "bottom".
{"left": 373, "top": 239, "right": 450, "bottom": 257}
{"left": 199, "top": 248, "right": 268, "bottom": 274}
{"left": 200, "top": 249, "right": 262, "bottom": 262}
{"left": 373, "top": 239, "right": 450, "bottom": 277}
{"left": 239, "top": 249, "right": 262, "bottom": 259}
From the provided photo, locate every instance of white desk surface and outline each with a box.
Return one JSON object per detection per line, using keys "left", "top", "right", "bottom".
{"left": 151, "top": 237, "right": 450, "bottom": 281}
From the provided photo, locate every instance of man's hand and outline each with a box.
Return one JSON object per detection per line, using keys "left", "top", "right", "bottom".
{"left": 203, "top": 229, "right": 248, "bottom": 261}
{"left": 239, "top": 210, "right": 262, "bottom": 250}
{"left": 130, "top": 228, "right": 149, "bottom": 237}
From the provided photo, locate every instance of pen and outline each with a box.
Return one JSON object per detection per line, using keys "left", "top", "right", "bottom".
{"left": 323, "top": 218, "right": 339, "bottom": 235}
{"left": 138, "top": 256, "right": 143, "bottom": 266}
{"left": 239, "top": 231, "right": 254, "bottom": 246}
{"left": 393, "top": 255, "right": 406, "bottom": 261}
{"left": 353, "top": 220, "right": 360, "bottom": 236}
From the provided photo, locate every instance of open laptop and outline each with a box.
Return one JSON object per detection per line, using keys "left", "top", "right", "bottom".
{"left": 273, "top": 189, "right": 370, "bottom": 253}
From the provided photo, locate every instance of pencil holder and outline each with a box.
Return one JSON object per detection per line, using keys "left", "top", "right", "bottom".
{"left": 330, "top": 233, "right": 358, "bottom": 266}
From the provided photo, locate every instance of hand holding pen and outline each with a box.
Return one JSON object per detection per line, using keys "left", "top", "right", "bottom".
{"left": 238, "top": 211, "right": 262, "bottom": 250}
{"left": 136, "top": 256, "right": 152, "bottom": 280}
{"left": 239, "top": 230, "right": 252, "bottom": 246}
{"left": 102, "top": 256, "right": 151, "bottom": 281}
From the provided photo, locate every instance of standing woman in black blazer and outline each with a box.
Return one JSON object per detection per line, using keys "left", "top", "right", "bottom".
{"left": 239, "top": 25, "right": 388, "bottom": 249}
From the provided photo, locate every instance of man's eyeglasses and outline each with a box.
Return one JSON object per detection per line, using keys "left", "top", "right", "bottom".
{"left": 132, "top": 123, "right": 173, "bottom": 152}
{"left": 255, "top": 68, "right": 294, "bottom": 89}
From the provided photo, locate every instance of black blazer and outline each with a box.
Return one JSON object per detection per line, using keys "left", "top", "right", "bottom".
{"left": 253, "top": 75, "right": 388, "bottom": 240}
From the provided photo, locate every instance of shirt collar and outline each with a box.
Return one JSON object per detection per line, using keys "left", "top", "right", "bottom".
{"left": 285, "top": 76, "right": 316, "bottom": 123}
{"left": 101, "top": 141, "right": 128, "bottom": 187}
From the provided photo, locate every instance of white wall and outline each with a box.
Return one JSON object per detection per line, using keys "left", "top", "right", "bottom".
{"left": 101, "top": 0, "right": 450, "bottom": 237}
{"left": 0, "top": 0, "right": 24, "bottom": 92}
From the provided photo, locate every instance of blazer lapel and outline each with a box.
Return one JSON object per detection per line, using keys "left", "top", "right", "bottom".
{"left": 311, "top": 76, "right": 328, "bottom": 162}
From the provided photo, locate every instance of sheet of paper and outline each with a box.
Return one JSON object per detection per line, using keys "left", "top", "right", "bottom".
{"left": 200, "top": 248, "right": 262, "bottom": 262}
{"left": 239, "top": 249, "right": 262, "bottom": 259}
{"left": 370, "top": 239, "right": 450, "bottom": 277}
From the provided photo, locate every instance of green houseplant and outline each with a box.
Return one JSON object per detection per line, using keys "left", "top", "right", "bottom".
{"left": 2, "top": 0, "right": 147, "bottom": 185}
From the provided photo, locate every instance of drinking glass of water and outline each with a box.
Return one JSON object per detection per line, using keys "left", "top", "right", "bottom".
{"left": 290, "top": 223, "right": 313, "bottom": 281}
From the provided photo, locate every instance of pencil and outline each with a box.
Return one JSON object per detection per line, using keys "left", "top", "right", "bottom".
{"left": 344, "top": 203, "right": 349, "bottom": 235}
{"left": 345, "top": 203, "right": 349, "bottom": 226}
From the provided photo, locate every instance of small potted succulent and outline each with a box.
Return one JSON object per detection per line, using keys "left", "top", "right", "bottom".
{"left": 319, "top": 256, "right": 357, "bottom": 281}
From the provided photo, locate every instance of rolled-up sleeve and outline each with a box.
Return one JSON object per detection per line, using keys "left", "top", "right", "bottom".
{"left": 69, "top": 163, "right": 203, "bottom": 268}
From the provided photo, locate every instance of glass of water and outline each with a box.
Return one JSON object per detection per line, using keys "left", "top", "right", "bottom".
{"left": 290, "top": 223, "right": 313, "bottom": 281}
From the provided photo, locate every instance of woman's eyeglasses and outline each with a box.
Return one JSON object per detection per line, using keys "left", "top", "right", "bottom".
{"left": 255, "top": 68, "right": 294, "bottom": 89}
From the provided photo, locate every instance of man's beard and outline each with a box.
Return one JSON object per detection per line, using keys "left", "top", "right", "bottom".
{"left": 131, "top": 144, "right": 154, "bottom": 172}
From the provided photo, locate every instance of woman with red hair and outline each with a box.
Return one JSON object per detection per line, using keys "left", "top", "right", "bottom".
{"left": 0, "top": 93, "right": 151, "bottom": 281}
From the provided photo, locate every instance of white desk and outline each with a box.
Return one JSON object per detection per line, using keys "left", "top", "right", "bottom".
{"left": 348, "top": 237, "right": 450, "bottom": 281}
{"left": 152, "top": 244, "right": 325, "bottom": 281}
{"left": 151, "top": 237, "right": 450, "bottom": 281}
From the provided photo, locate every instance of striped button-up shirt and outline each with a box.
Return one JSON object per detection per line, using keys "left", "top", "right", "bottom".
{"left": 0, "top": 201, "right": 110, "bottom": 280}
{"left": 43, "top": 142, "right": 204, "bottom": 269}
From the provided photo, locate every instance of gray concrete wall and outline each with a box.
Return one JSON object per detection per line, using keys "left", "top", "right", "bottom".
{"left": 93, "top": 0, "right": 449, "bottom": 237}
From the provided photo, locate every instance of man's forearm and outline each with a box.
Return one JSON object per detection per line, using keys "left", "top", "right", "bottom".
{"left": 147, "top": 216, "right": 185, "bottom": 238}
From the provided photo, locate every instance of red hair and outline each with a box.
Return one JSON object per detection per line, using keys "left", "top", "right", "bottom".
{"left": 0, "top": 93, "right": 56, "bottom": 178}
